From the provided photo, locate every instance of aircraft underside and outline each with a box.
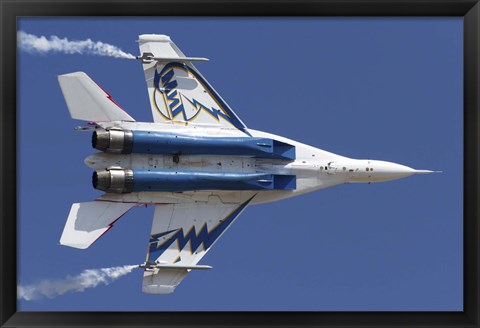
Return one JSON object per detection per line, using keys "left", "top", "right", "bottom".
{"left": 58, "top": 34, "right": 435, "bottom": 294}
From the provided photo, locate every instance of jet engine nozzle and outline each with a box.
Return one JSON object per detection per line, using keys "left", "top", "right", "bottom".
{"left": 92, "top": 168, "right": 134, "bottom": 193}
{"left": 92, "top": 129, "right": 133, "bottom": 154}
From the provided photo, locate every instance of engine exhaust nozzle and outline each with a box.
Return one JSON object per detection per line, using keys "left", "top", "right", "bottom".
{"left": 92, "top": 168, "right": 134, "bottom": 193}
{"left": 92, "top": 129, "right": 133, "bottom": 154}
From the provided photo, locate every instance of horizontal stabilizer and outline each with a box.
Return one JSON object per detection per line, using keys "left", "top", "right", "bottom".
{"left": 58, "top": 72, "right": 135, "bottom": 122}
{"left": 60, "top": 201, "right": 135, "bottom": 249}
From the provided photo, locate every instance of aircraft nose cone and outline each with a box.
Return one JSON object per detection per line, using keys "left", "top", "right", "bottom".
{"left": 371, "top": 161, "right": 417, "bottom": 182}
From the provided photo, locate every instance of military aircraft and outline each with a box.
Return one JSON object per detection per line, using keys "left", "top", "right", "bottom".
{"left": 58, "top": 34, "right": 436, "bottom": 294}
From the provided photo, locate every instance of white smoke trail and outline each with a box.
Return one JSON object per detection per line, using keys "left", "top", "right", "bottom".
{"left": 17, "top": 31, "right": 135, "bottom": 59}
{"left": 18, "top": 265, "right": 137, "bottom": 301}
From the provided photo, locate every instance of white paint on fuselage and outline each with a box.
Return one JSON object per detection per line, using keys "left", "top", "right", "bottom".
{"left": 91, "top": 123, "right": 429, "bottom": 205}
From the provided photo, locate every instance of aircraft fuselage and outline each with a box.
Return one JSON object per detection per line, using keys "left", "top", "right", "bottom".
{"left": 85, "top": 122, "right": 432, "bottom": 205}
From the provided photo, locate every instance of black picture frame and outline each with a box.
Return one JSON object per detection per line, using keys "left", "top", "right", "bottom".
{"left": 1, "top": 0, "right": 478, "bottom": 327}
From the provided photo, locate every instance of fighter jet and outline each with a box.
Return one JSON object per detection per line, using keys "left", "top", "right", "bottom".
{"left": 58, "top": 34, "right": 436, "bottom": 294}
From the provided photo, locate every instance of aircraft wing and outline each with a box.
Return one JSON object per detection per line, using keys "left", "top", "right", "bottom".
{"left": 138, "top": 34, "right": 248, "bottom": 133}
{"left": 142, "top": 194, "right": 255, "bottom": 294}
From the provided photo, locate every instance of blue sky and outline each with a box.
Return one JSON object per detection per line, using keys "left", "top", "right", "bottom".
{"left": 17, "top": 17, "right": 462, "bottom": 311}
